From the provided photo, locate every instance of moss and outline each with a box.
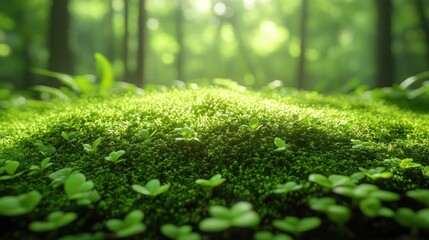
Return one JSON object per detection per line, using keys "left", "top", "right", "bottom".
{"left": 1, "top": 87, "right": 429, "bottom": 239}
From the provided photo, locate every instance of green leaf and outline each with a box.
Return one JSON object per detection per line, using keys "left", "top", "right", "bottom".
{"left": 274, "top": 137, "right": 286, "bottom": 148}
{"left": 4, "top": 160, "right": 19, "bottom": 175}
{"left": 231, "top": 211, "right": 260, "bottom": 227}
{"left": 199, "top": 218, "right": 230, "bottom": 232}
{"left": 32, "top": 68, "right": 80, "bottom": 92}
{"left": 95, "top": 52, "right": 114, "bottom": 94}
{"left": 0, "top": 190, "right": 42, "bottom": 216}
{"left": 273, "top": 216, "right": 321, "bottom": 234}
{"left": 407, "top": 189, "right": 429, "bottom": 207}
{"left": 326, "top": 205, "right": 351, "bottom": 224}
{"left": 209, "top": 206, "right": 231, "bottom": 219}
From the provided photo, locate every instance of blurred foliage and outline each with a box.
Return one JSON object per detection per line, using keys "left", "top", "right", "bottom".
{"left": 0, "top": 0, "right": 428, "bottom": 91}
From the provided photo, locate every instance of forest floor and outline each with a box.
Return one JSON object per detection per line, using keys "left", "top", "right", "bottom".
{"left": 1, "top": 87, "right": 429, "bottom": 240}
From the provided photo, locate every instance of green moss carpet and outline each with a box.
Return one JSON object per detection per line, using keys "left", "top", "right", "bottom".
{"left": 1, "top": 87, "right": 428, "bottom": 239}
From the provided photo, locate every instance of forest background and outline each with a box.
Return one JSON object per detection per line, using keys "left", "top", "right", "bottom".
{"left": 0, "top": 0, "right": 428, "bottom": 94}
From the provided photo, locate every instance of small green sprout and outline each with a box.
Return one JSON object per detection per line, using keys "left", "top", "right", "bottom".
{"left": 407, "top": 189, "right": 429, "bottom": 207}
{"left": 29, "top": 211, "right": 77, "bottom": 232}
{"left": 308, "top": 197, "right": 351, "bottom": 225}
{"left": 106, "top": 210, "right": 146, "bottom": 238}
{"left": 273, "top": 137, "right": 290, "bottom": 152}
{"left": 195, "top": 174, "right": 226, "bottom": 197}
{"left": 359, "top": 197, "right": 394, "bottom": 218}
{"left": 254, "top": 231, "right": 293, "bottom": 240}
{"left": 273, "top": 181, "right": 302, "bottom": 194}
{"left": 174, "top": 127, "right": 200, "bottom": 142}
{"left": 132, "top": 179, "right": 170, "bottom": 197}
{"left": 29, "top": 157, "right": 53, "bottom": 176}
{"left": 105, "top": 150, "right": 126, "bottom": 164}
{"left": 273, "top": 216, "right": 321, "bottom": 236}
{"left": 399, "top": 158, "right": 422, "bottom": 169}
{"left": 241, "top": 117, "right": 262, "bottom": 132}
{"left": 82, "top": 137, "right": 102, "bottom": 153}
{"left": 350, "top": 172, "right": 365, "bottom": 183}
{"left": 49, "top": 167, "right": 78, "bottom": 188}
{"left": 220, "top": 113, "right": 232, "bottom": 121}
{"left": 394, "top": 208, "right": 429, "bottom": 236}
{"left": 135, "top": 129, "right": 156, "bottom": 144}
{"left": 358, "top": 167, "right": 393, "bottom": 181}
{"left": 64, "top": 173, "right": 100, "bottom": 205}
{"left": 161, "top": 224, "right": 201, "bottom": 240}
{"left": 33, "top": 140, "right": 56, "bottom": 156}
{"left": 199, "top": 202, "right": 260, "bottom": 232}
{"left": 0, "top": 190, "right": 42, "bottom": 216}
{"left": 333, "top": 184, "right": 400, "bottom": 202}
{"left": 61, "top": 131, "right": 78, "bottom": 142}
{"left": 384, "top": 157, "right": 422, "bottom": 169}
{"left": 350, "top": 139, "right": 372, "bottom": 150}
{"left": 308, "top": 174, "right": 355, "bottom": 189}
{"left": 0, "top": 160, "right": 24, "bottom": 180}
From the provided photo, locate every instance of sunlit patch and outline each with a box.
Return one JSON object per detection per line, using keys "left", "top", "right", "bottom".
{"left": 214, "top": 2, "right": 227, "bottom": 16}
{"left": 288, "top": 39, "right": 301, "bottom": 58}
{"left": 251, "top": 21, "right": 288, "bottom": 56}
{"left": 0, "top": 43, "right": 11, "bottom": 57}
{"left": 147, "top": 18, "right": 160, "bottom": 30}
{"left": 191, "top": 0, "right": 211, "bottom": 13}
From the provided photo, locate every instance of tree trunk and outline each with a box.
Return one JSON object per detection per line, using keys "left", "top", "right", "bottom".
{"left": 135, "top": 0, "right": 146, "bottom": 87}
{"left": 47, "top": 0, "right": 74, "bottom": 86}
{"left": 297, "top": 0, "right": 308, "bottom": 89}
{"left": 414, "top": 0, "right": 429, "bottom": 67}
{"left": 123, "top": 0, "right": 130, "bottom": 82}
{"left": 375, "top": 0, "right": 394, "bottom": 87}
{"left": 175, "top": 0, "right": 184, "bottom": 81}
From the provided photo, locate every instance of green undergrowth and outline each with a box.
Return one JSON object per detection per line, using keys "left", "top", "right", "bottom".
{"left": 1, "top": 87, "right": 429, "bottom": 239}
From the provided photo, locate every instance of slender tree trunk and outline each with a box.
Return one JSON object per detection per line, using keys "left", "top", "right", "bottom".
{"left": 297, "top": 0, "right": 308, "bottom": 89}
{"left": 123, "top": 0, "right": 130, "bottom": 82}
{"left": 135, "top": 0, "right": 146, "bottom": 87}
{"left": 47, "top": 0, "right": 74, "bottom": 86}
{"left": 375, "top": 0, "right": 394, "bottom": 87}
{"left": 175, "top": 0, "right": 184, "bottom": 81}
{"left": 106, "top": 0, "right": 115, "bottom": 60}
{"left": 414, "top": 0, "right": 429, "bottom": 67}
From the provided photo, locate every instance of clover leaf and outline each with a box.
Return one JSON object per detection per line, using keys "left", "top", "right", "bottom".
{"left": 274, "top": 137, "right": 291, "bottom": 152}
{"left": 64, "top": 173, "right": 100, "bottom": 205}
{"left": 29, "top": 211, "right": 77, "bottom": 232}
{"left": 273, "top": 216, "right": 321, "bottom": 235}
{"left": 395, "top": 208, "right": 429, "bottom": 236}
{"left": 199, "top": 202, "right": 260, "bottom": 232}
{"left": 350, "top": 139, "right": 372, "bottom": 150}
{"left": 241, "top": 117, "right": 262, "bottom": 132}
{"left": 33, "top": 140, "right": 56, "bottom": 156}
{"left": 273, "top": 181, "right": 302, "bottom": 194}
{"left": 359, "top": 197, "right": 394, "bottom": 218}
{"left": 0, "top": 160, "right": 24, "bottom": 180}
{"left": 309, "top": 174, "right": 355, "bottom": 189}
{"left": 49, "top": 167, "right": 78, "bottom": 188}
{"left": 195, "top": 174, "right": 225, "bottom": 197}
{"left": 308, "top": 197, "right": 351, "bottom": 225}
{"left": 106, "top": 210, "right": 146, "bottom": 238}
{"left": 136, "top": 129, "right": 156, "bottom": 144}
{"left": 82, "top": 137, "right": 102, "bottom": 153}
{"left": 161, "top": 224, "right": 201, "bottom": 240}
{"left": 399, "top": 158, "right": 422, "bottom": 169}
{"left": 174, "top": 127, "right": 200, "bottom": 142}
{"left": 407, "top": 189, "right": 429, "bottom": 207}
{"left": 359, "top": 167, "right": 393, "bottom": 181}
{"left": 333, "top": 184, "right": 400, "bottom": 201}
{"left": 0, "top": 190, "right": 42, "bottom": 216}
{"left": 105, "top": 150, "right": 126, "bottom": 164}
{"left": 29, "top": 157, "right": 53, "bottom": 176}
{"left": 132, "top": 179, "right": 170, "bottom": 197}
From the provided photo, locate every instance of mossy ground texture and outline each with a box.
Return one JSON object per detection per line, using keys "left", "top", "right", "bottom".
{"left": 1, "top": 87, "right": 429, "bottom": 239}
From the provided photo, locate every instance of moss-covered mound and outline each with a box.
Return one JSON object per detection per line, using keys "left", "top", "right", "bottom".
{"left": 1, "top": 87, "right": 429, "bottom": 239}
